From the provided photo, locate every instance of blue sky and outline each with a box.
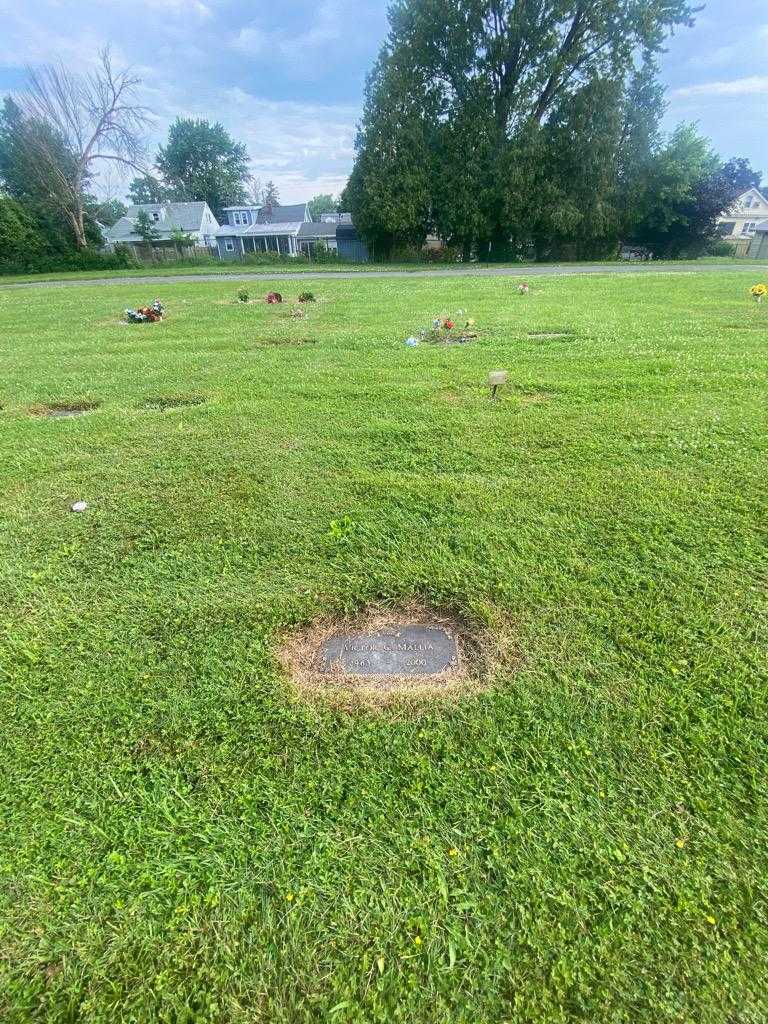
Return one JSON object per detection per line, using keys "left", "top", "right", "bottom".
{"left": 0, "top": 0, "right": 765, "bottom": 203}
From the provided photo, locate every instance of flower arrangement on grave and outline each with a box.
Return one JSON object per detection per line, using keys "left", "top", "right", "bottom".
{"left": 419, "top": 313, "right": 477, "bottom": 344}
{"left": 518, "top": 282, "right": 530, "bottom": 294}
{"left": 237, "top": 288, "right": 249, "bottom": 303}
{"left": 298, "top": 291, "right": 315, "bottom": 303}
{"left": 266, "top": 292, "right": 283, "bottom": 304}
{"left": 124, "top": 299, "right": 165, "bottom": 323}
{"left": 750, "top": 283, "right": 767, "bottom": 303}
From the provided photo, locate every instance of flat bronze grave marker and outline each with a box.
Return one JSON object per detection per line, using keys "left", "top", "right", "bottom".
{"left": 319, "top": 624, "right": 458, "bottom": 677}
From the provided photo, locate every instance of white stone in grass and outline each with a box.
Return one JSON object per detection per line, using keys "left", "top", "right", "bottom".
{"left": 70, "top": 501, "right": 88, "bottom": 513}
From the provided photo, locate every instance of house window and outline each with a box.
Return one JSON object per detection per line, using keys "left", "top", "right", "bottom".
{"left": 744, "top": 195, "right": 756, "bottom": 208}
{"left": 152, "top": 212, "right": 160, "bottom": 222}
{"left": 741, "top": 221, "right": 757, "bottom": 236}
{"left": 242, "top": 211, "right": 251, "bottom": 225}
{"left": 718, "top": 222, "right": 736, "bottom": 236}
{"left": 224, "top": 239, "right": 235, "bottom": 252}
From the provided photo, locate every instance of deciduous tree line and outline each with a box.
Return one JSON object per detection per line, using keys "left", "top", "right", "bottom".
{"left": 0, "top": 50, "right": 287, "bottom": 271}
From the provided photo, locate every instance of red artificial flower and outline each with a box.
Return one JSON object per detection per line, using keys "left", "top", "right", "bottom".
{"left": 444, "top": 319, "right": 455, "bottom": 329}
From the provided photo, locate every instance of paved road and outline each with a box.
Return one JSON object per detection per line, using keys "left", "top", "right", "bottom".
{"left": 1, "top": 262, "right": 766, "bottom": 290}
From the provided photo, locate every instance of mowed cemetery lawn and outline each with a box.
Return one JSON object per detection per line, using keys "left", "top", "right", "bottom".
{"left": 1, "top": 272, "right": 766, "bottom": 1023}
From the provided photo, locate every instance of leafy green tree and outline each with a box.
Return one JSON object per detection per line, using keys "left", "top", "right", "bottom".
{"left": 93, "top": 198, "right": 127, "bottom": 227}
{"left": 628, "top": 125, "right": 761, "bottom": 257}
{"left": 348, "top": 0, "right": 697, "bottom": 259}
{"left": 10, "top": 50, "right": 151, "bottom": 248}
{"left": 0, "top": 194, "right": 46, "bottom": 267}
{"left": 156, "top": 119, "right": 250, "bottom": 217}
{"left": 128, "top": 175, "right": 175, "bottom": 205}
{"left": 0, "top": 96, "right": 91, "bottom": 255}
{"left": 170, "top": 225, "right": 195, "bottom": 255}
{"left": 308, "top": 194, "right": 338, "bottom": 219}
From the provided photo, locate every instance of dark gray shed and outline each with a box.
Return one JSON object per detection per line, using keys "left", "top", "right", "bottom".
{"left": 336, "top": 223, "right": 370, "bottom": 262}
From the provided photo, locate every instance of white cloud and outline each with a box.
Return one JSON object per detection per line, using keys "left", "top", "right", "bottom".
{"left": 684, "top": 44, "right": 737, "bottom": 71}
{"left": 231, "top": 25, "right": 268, "bottom": 55}
{"left": 214, "top": 87, "right": 357, "bottom": 200}
{"left": 672, "top": 76, "right": 768, "bottom": 99}
{"left": 107, "top": 0, "right": 212, "bottom": 16}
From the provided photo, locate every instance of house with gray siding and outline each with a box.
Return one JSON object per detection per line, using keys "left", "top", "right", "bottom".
{"left": 214, "top": 204, "right": 369, "bottom": 261}
{"left": 747, "top": 220, "right": 768, "bottom": 258}
{"left": 104, "top": 202, "right": 219, "bottom": 252}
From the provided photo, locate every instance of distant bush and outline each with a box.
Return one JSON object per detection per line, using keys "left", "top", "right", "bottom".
{"left": 237, "top": 288, "right": 249, "bottom": 303}
{"left": 423, "top": 245, "right": 460, "bottom": 263}
{"left": 0, "top": 242, "right": 140, "bottom": 276}
{"left": 389, "top": 243, "right": 423, "bottom": 263}
{"left": 238, "top": 251, "right": 294, "bottom": 265}
{"left": 309, "top": 240, "right": 339, "bottom": 264}
{"left": 704, "top": 239, "right": 738, "bottom": 257}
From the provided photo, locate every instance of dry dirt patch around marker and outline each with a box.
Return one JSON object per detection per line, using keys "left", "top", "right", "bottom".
{"left": 279, "top": 603, "right": 504, "bottom": 708}
{"left": 29, "top": 400, "right": 100, "bottom": 418}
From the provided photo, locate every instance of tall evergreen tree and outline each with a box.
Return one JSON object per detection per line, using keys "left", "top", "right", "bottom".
{"left": 261, "top": 180, "right": 280, "bottom": 218}
{"left": 341, "top": 57, "right": 435, "bottom": 258}
{"left": 348, "top": 0, "right": 697, "bottom": 258}
{"left": 536, "top": 77, "right": 624, "bottom": 259}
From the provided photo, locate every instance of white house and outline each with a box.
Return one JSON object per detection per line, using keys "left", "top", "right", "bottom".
{"left": 104, "top": 202, "right": 220, "bottom": 252}
{"left": 717, "top": 188, "right": 768, "bottom": 254}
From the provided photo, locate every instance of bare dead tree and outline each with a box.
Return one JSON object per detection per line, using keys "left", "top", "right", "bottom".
{"left": 18, "top": 48, "right": 153, "bottom": 248}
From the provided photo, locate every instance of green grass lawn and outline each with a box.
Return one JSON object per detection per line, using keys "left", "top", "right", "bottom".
{"left": 1, "top": 273, "right": 766, "bottom": 1022}
{"left": 0, "top": 254, "right": 765, "bottom": 286}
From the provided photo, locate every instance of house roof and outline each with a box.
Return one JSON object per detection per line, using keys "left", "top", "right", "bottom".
{"left": 257, "top": 203, "right": 309, "bottom": 224}
{"left": 737, "top": 187, "right": 768, "bottom": 204}
{"left": 753, "top": 219, "right": 768, "bottom": 233}
{"left": 297, "top": 221, "right": 338, "bottom": 239}
{"left": 104, "top": 202, "right": 217, "bottom": 243}
{"left": 215, "top": 222, "right": 305, "bottom": 237}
